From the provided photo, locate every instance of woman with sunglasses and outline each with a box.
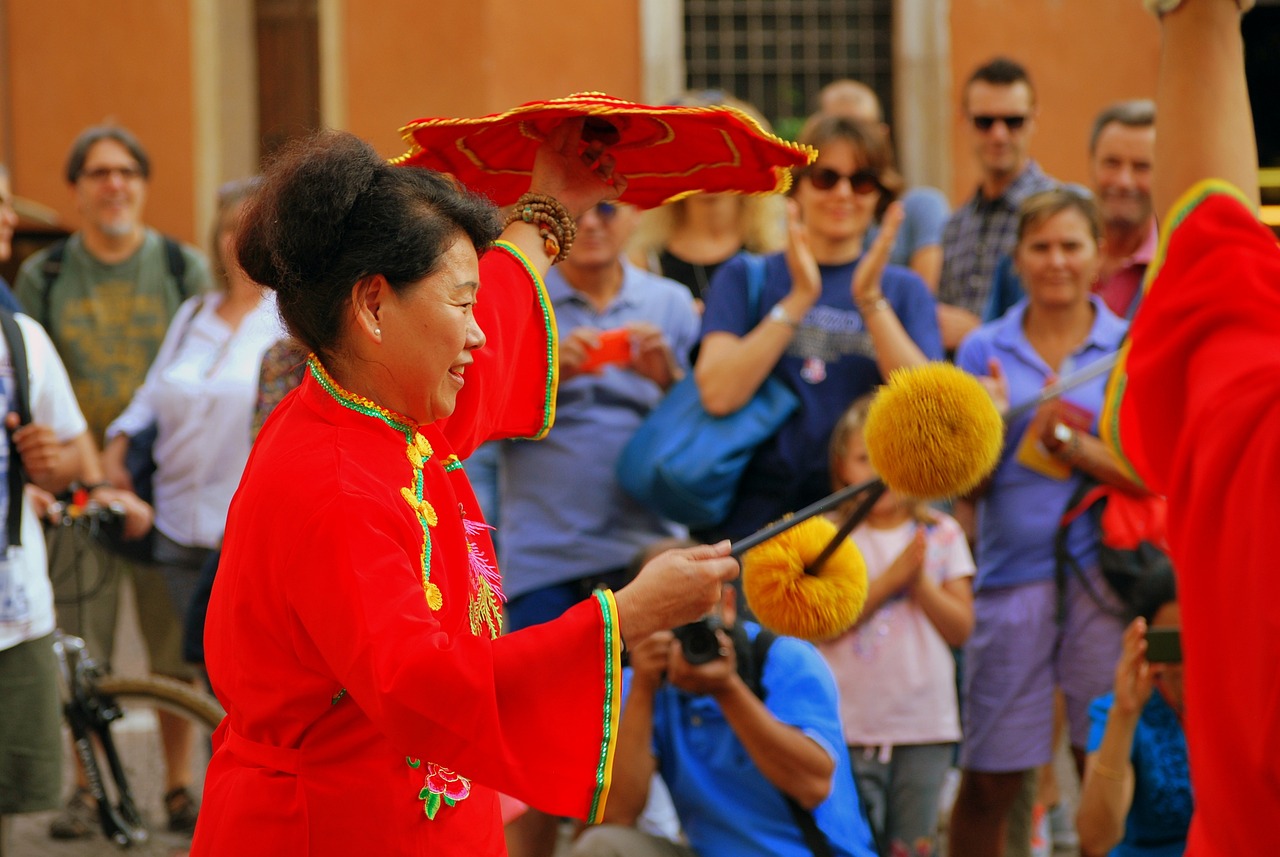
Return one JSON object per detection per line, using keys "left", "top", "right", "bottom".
{"left": 694, "top": 113, "right": 943, "bottom": 543}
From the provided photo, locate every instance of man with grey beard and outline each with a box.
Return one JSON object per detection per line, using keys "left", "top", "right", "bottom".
{"left": 15, "top": 124, "right": 211, "bottom": 840}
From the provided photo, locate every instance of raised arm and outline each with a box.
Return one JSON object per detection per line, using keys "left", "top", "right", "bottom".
{"left": 853, "top": 203, "right": 932, "bottom": 376}
{"left": 1077, "top": 618, "right": 1152, "bottom": 855}
{"left": 502, "top": 119, "right": 625, "bottom": 279}
{"left": 1153, "top": 0, "right": 1258, "bottom": 216}
{"left": 695, "top": 208, "right": 819, "bottom": 416}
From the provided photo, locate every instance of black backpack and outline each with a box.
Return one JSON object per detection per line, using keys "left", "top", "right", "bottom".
{"left": 1055, "top": 478, "right": 1174, "bottom": 620}
{"left": 734, "top": 627, "right": 840, "bottom": 857}
{"left": 35, "top": 234, "right": 191, "bottom": 335}
{"left": 0, "top": 311, "right": 30, "bottom": 549}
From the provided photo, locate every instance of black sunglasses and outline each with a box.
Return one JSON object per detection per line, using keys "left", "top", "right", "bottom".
{"left": 805, "top": 167, "right": 883, "bottom": 195}
{"left": 971, "top": 114, "right": 1028, "bottom": 132}
{"left": 592, "top": 201, "right": 621, "bottom": 221}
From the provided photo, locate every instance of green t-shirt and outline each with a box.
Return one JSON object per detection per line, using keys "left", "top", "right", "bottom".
{"left": 15, "top": 230, "right": 211, "bottom": 443}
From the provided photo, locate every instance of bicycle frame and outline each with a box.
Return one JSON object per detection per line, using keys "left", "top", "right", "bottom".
{"left": 53, "top": 630, "right": 148, "bottom": 848}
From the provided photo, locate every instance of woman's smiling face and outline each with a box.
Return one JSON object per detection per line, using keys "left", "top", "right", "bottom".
{"left": 793, "top": 139, "right": 880, "bottom": 248}
{"left": 378, "top": 236, "right": 486, "bottom": 424}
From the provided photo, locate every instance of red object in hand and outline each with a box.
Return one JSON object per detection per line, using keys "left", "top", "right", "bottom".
{"left": 579, "top": 329, "right": 632, "bottom": 372}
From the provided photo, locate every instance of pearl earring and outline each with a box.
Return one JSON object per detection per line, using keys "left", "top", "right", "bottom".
{"left": 374, "top": 327, "right": 381, "bottom": 337}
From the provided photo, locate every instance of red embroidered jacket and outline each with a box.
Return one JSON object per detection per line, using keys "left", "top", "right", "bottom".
{"left": 193, "top": 244, "right": 623, "bottom": 856}
{"left": 1104, "top": 182, "right": 1280, "bottom": 856}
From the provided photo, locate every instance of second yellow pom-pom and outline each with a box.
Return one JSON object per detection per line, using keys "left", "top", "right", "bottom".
{"left": 742, "top": 515, "right": 868, "bottom": 642}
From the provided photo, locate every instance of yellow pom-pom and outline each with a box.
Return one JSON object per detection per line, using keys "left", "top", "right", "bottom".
{"left": 865, "top": 362, "right": 1004, "bottom": 499}
{"left": 742, "top": 516, "right": 868, "bottom": 642}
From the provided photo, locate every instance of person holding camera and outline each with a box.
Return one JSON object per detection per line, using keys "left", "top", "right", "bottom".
{"left": 571, "top": 584, "right": 876, "bottom": 857}
{"left": 1076, "top": 567, "right": 1188, "bottom": 857}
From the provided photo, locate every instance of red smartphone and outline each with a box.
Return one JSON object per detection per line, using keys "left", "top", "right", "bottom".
{"left": 579, "top": 329, "right": 631, "bottom": 372}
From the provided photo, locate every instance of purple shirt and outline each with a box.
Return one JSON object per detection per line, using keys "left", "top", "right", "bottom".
{"left": 955, "top": 297, "right": 1128, "bottom": 590}
{"left": 499, "top": 261, "right": 700, "bottom": 598}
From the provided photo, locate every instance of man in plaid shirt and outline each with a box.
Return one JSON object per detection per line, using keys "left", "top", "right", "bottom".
{"left": 937, "top": 57, "right": 1058, "bottom": 352}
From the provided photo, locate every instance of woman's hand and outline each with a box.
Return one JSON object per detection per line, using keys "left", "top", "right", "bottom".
{"left": 101, "top": 433, "right": 134, "bottom": 492}
{"left": 1027, "top": 378, "right": 1066, "bottom": 450}
{"left": 529, "top": 118, "right": 628, "bottom": 217}
{"left": 1113, "top": 617, "right": 1157, "bottom": 718}
{"left": 782, "top": 200, "right": 822, "bottom": 312}
{"left": 613, "top": 541, "right": 739, "bottom": 648}
{"left": 852, "top": 202, "right": 904, "bottom": 310}
{"left": 977, "top": 358, "right": 1010, "bottom": 416}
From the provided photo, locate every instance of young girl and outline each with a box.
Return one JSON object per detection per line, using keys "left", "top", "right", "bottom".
{"left": 818, "top": 394, "right": 975, "bottom": 857}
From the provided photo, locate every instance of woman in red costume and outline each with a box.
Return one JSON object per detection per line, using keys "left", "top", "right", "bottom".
{"left": 190, "top": 123, "right": 739, "bottom": 855}
{"left": 1102, "top": 0, "right": 1279, "bottom": 852}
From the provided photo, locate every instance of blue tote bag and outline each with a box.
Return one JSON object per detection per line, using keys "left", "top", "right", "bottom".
{"left": 616, "top": 254, "right": 799, "bottom": 530}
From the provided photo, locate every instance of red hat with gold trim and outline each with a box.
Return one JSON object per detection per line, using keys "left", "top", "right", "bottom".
{"left": 394, "top": 92, "right": 814, "bottom": 210}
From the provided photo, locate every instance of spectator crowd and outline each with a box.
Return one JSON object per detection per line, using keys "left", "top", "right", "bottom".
{"left": 0, "top": 43, "right": 1190, "bottom": 857}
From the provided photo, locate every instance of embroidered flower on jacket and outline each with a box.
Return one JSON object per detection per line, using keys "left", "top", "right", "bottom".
{"left": 417, "top": 762, "right": 472, "bottom": 820}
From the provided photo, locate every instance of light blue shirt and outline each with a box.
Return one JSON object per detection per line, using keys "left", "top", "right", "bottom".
{"left": 955, "top": 296, "right": 1128, "bottom": 590}
{"left": 641, "top": 623, "right": 876, "bottom": 857}
{"left": 498, "top": 261, "right": 699, "bottom": 598}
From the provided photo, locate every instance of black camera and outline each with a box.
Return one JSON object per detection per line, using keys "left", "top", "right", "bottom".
{"left": 673, "top": 615, "right": 725, "bottom": 665}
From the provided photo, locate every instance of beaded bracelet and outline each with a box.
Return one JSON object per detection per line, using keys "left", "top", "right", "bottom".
{"left": 504, "top": 192, "right": 578, "bottom": 263}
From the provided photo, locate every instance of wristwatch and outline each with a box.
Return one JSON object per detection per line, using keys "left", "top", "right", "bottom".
{"left": 1051, "top": 422, "right": 1082, "bottom": 463}
{"left": 767, "top": 304, "right": 800, "bottom": 329}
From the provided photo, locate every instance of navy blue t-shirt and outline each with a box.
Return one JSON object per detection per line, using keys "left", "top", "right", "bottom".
{"left": 700, "top": 252, "right": 942, "bottom": 539}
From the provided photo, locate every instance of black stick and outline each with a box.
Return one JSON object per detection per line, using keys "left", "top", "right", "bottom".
{"left": 804, "top": 480, "right": 887, "bottom": 576}
{"left": 730, "top": 477, "right": 882, "bottom": 558}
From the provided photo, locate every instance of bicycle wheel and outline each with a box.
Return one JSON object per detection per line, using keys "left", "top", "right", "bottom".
{"left": 91, "top": 674, "right": 225, "bottom": 847}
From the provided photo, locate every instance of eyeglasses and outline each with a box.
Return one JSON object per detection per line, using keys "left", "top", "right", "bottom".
{"left": 970, "top": 115, "right": 1028, "bottom": 132}
{"left": 80, "top": 165, "right": 144, "bottom": 183}
{"left": 804, "top": 168, "right": 884, "bottom": 195}
{"left": 592, "top": 201, "right": 621, "bottom": 221}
